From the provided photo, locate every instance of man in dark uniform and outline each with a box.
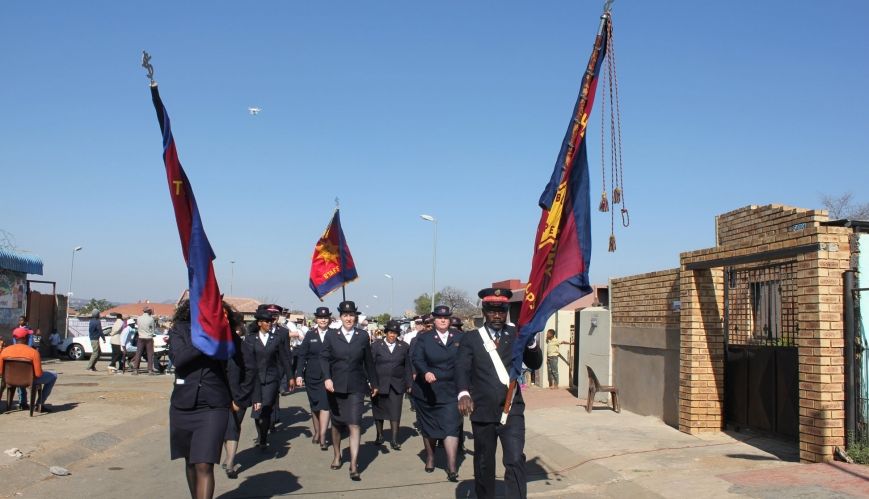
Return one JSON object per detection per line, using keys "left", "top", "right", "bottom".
{"left": 456, "top": 288, "right": 543, "bottom": 499}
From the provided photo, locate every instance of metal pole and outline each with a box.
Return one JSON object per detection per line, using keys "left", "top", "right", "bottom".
{"left": 384, "top": 274, "right": 394, "bottom": 317}
{"left": 432, "top": 219, "right": 437, "bottom": 313}
{"left": 844, "top": 270, "right": 856, "bottom": 444}
{"left": 66, "top": 246, "right": 82, "bottom": 338}
{"left": 230, "top": 260, "right": 235, "bottom": 296}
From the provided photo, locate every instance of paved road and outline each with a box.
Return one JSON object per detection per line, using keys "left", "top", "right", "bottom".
{"left": 3, "top": 361, "right": 867, "bottom": 498}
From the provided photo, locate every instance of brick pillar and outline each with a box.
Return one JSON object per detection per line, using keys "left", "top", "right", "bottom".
{"left": 679, "top": 267, "right": 725, "bottom": 434}
{"left": 797, "top": 230, "right": 850, "bottom": 462}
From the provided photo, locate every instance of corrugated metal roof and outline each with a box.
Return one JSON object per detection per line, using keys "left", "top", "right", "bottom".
{"left": 0, "top": 249, "right": 43, "bottom": 275}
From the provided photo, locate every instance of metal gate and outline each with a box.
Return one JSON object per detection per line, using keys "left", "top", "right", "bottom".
{"left": 724, "top": 262, "right": 799, "bottom": 439}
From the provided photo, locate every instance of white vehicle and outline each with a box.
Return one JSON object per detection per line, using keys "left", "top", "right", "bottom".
{"left": 60, "top": 325, "right": 168, "bottom": 362}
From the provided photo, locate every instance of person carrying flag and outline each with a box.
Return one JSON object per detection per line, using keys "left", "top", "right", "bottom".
{"left": 456, "top": 288, "right": 543, "bottom": 499}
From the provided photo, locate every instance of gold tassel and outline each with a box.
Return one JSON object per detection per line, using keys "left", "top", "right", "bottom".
{"left": 608, "top": 234, "right": 617, "bottom": 252}
{"left": 612, "top": 187, "right": 622, "bottom": 204}
{"left": 598, "top": 191, "right": 609, "bottom": 212}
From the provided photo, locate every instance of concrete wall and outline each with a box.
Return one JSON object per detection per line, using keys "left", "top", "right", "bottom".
{"left": 576, "top": 307, "right": 612, "bottom": 400}
{"left": 612, "top": 326, "right": 681, "bottom": 427}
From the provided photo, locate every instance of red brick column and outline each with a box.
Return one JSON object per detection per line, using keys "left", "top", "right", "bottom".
{"left": 797, "top": 229, "right": 850, "bottom": 462}
{"left": 679, "top": 267, "right": 725, "bottom": 433}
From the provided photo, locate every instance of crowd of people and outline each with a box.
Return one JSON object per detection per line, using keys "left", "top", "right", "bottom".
{"left": 168, "top": 286, "right": 543, "bottom": 499}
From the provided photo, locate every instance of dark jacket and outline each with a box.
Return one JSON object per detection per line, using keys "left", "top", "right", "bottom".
{"left": 295, "top": 329, "right": 330, "bottom": 382}
{"left": 88, "top": 318, "right": 105, "bottom": 341}
{"left": 241, "top": 328, "right": 292, "bottom": 404}
{"left": 371, "top": 338, "right": 412, "bottom": 394}
{"left": 319, "top": 327, "right": 378, "bottom": 394}
{"left": 168, "top": 321, "right": 234, "bottom": 410}
{"left": 226, "top": 335, "right": 255, "bottom": 409}
{"left": 412, "top": 329, "right": 463, "bottom": 404}
{"left": 455, "top": 324, "right": 543, "bottom": 423}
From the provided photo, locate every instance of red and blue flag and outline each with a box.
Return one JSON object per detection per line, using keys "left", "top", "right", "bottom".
{"left": 309, "top": 209, "right": 358, "bottom": 300}
{"left": 513, "top": 14, "right": 610, "bottom": 378}
{"left": 150, "top": 85, "right": 234, "bottom": 360}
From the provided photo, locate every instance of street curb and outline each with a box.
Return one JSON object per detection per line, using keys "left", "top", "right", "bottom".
{"left": 0, "top": 404, "right": 167, "bottom": 497}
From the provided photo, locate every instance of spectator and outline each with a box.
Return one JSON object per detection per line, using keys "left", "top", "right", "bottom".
{"left": 49, "top": 329, "right": 62, "bottom": 357}
{"left": 86, "top": 309, "right": 104, "bottom": 372}
{"left": 0, "top": 335, "right": 58, "bottom": 412}
{"left": 120, "top": 318, "right": 138, "bottom": 373}
{"left": 132, "top": 307, "right": 158, "bottom": 375}
{"left": 108, "top": 314, "right": 126, "bottom": 372}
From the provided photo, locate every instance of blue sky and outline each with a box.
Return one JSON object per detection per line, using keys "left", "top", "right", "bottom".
{"left": 2, "top": 1, "right": 867, "bottom": 315}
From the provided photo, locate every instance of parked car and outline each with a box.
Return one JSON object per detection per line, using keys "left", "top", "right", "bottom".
{"left": 60, "top": 326, "right": 168, "bottom": 363}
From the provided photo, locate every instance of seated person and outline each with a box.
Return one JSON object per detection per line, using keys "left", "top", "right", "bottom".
{"left": 0, "top": 336, "right": 58, "bottom": 413}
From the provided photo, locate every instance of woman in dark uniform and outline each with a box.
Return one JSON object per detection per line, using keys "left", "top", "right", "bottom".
{"left": 412, "top": 305, "right": 463, "bottom": 482}
{"left": 294, "top": 306, "right": 333, "bottom": 450}
{"left": 320, "top": 300, "right": 379, "bottom": 481}
{"left": 221, "top": 321, "right": 254, "bottom": 479}
{"left": 169, "top": 299, "right": 243, "bottom": 499}
{"left": 242, "top": 309, "right": 292, "bottom": 451}
{"left": 371, "top": 319, "right": 412, "bottom": 450}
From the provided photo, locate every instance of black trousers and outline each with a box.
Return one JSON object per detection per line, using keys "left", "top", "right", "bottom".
{"left": 471, "top": 415, "right": 527, "bottom": 499}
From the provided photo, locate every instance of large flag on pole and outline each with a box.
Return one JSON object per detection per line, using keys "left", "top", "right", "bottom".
{"left": 512, "top": 13, "right": 611, "bottom": 378}
{"left": 150, "top": 85, "right": 234, "bottom": 360}
{"left": 309, "top": 209, "right": 358, "bottom": 300}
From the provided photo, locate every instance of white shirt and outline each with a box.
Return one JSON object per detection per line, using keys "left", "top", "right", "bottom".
{"left": 317, "top": 328, "right": 328, "bottom": 342}
{"left": 341, "top": 327, "right": 354, "bottom": 343}
{"left": 259, "top": 331, "right": 269, "bottom": 346}
{"left": 435, "top": 329, "right": 450, "bottom": 345}
{"left": 386, "top": 340, "right": 396, "bottom": 353}
{"left": 403, "top": 330, "right": 418, "bottom": 344}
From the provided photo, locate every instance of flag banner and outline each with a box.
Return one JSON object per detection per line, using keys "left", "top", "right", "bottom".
{"left": 150, "top": 85, "right": 234, "bottom": 360}
{"left": 512, "top": 15, "right": 610, "bottom": 378}
{"left": 309, "top": 209, "right": 358, "bottom": 300}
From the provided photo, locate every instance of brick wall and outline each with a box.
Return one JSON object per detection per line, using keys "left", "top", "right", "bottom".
{"left": 716, "top": 204, "right": 829, "bottom": 248}
{"left": 610, "top": 269, "right": 680, "bottom": 327}
{"left": 795, "top": 226, "right": 851, "bottom": 462}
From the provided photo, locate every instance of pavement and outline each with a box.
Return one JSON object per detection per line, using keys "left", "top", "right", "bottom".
{"left": 0, "top": 360, "right": 867, "bottom": 498}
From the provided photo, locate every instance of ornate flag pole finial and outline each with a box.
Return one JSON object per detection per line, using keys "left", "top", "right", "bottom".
{"left": 335, "top": 197, "right": 340, "bottom": 209}
{"left": 603, "top": 0, "right": 615, "bottom": 15}
{"left": 142, "top": 50, "right": 156, "bottom": 87}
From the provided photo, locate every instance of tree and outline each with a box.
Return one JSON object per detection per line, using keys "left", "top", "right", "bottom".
{"left": 375, "top": 312, "right": 391, "bottom": 325}
{"left": 81, "top": 298, "right": 113, "bottom": 314}
{"left": 413, "top": 287, "right": 476, "bottom": 318}
{"left": 821, "top": 193, "right": 869, "bottom": 220}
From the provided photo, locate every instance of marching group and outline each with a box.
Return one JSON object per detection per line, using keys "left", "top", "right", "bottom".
{"left": 169, "top": 287, "right": 543, "bottom": 499}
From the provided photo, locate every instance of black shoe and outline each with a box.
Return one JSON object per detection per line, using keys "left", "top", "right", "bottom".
{"left": 87, "top": 367, "right": 97, "bottom": 372}
{"left": 373, "top": 436, "right": 384, "bottom": 445}
{"left": 320, "top": 443, "right": 329, "bottom": 451}
{"left": 447, "top": 471, "right": 458, "bottom": 482}
{"left": 390, "top": 441, "right": 401, "bottom": 451}
{"left": 424, "top": 465, "right": 434, "bottom": 473}
{"left": 225, "top": 466, "right": 238, "bottom": 479}
{"left": 38, "top": 405, "right": 52, "bottom": 414}
{"left": 19, "top": 403, "right": 29, "bottom": 411}
{"left": 349, "top": 470, "right": 361, "bottom": 481}
{"left": 330, "top": 461, "right": 342, "bottom": 470}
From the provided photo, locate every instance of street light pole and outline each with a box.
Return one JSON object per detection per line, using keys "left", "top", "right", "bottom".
{"left": 66, "top": 246, "right": 83, "bottom": 338}
{"left": 384, "top": 273, "right": 394, "bottom": 317}
{"left": 420, "top": 214, "right": 437, "bottom": 313}
{"left": 230, "top": 260, "right": 236, "bottom": 296}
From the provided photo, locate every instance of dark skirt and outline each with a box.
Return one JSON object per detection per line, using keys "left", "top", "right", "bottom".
{"left": 372, "top": 386, "right": 403, "bottom": 421}
{"left": 415, "top": 399, "right": 461, "bottom": 439}
{"left": 251, "top": 380, "right": 278, "bottom": 419}
{"left": 170, "top": 406, "right": 230, "bottom": 464}
{"left": 224, "top": 407, "right": 248, "bottom": 441}
{"left": 305, "top": 379, "right": 329, "bottom": 412}
{"left": 328, "top": 391, "right": 364, "bottom": 426}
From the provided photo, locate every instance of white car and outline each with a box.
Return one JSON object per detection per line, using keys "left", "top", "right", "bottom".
{"left": 60, "top": 326, "right": 168, "bottom": 362}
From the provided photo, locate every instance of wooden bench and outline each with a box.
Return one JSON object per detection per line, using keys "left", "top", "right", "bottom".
{"left": 585, "top": 365, "right": 620, "bottom": 413}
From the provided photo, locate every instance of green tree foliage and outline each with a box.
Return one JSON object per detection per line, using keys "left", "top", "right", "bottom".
{"left": 375, "top": 312, "right": 391, "bottom": 325}
{"left": 81, "top": 298, "right": 113, "bottom": 314}
{"left": 413, "top": 287, "right": 476, "bottom": 318}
